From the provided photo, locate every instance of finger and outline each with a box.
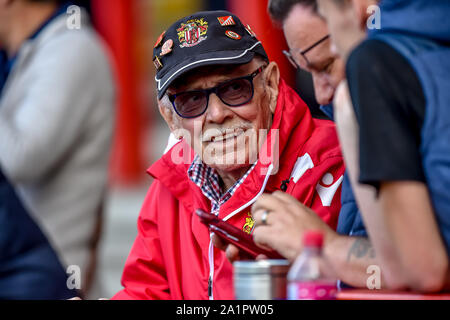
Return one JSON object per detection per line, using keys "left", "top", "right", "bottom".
{"left": 252, "top": 193, "right": 299, "bottom": 226}
{"left": 225, "top": 244, "right": 255, "bottom": 262}
{"left": 211, "top": 233, "right": 227, "bottom": 251}
{"left": 253, "top": 225, "right": 295, "bottom": 260}
{"left": 271, "top": 190, "right": 301, "bottom": 203}
{"left": 225, "top": 244, "right": 240, "bottom": 263}
{"left": 252, "top": 208, "right": 275, "bottom": 226}
{"left": 255, "top": 254, "right": 268, "bottom": 261}
{"left": 271, "top": 191, "right": 312, "bottom": 216}
{"left": 252, "top": 225, "right": 277, "bottom": 250}
{"left": 251, "top": 193, "right": 285, "bottom": 216}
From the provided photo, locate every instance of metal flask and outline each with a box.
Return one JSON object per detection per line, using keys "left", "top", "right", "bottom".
{"left": 233, "top": 259, "right": 290, "bottom": 300}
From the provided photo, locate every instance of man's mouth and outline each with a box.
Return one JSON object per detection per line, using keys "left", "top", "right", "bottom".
{"left": 202, "top": 128, "right": 247, "bottom": 143}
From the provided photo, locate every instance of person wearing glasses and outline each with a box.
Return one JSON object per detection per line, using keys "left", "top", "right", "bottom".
{"left": 112, "top": 11, "right": 345, "bottom": 300}
{"left": 216, "top": 0, "right": 387, "bottom": 290}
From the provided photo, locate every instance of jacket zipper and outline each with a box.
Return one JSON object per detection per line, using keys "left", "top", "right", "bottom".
{"left": 208, "top": 276, "right": 212, "bottom": 298}
{"left": 208, "top": 232, "right": 214, "bottom": 300}
{"left": 207, "top": 164, "right": 274, "bottom": 299}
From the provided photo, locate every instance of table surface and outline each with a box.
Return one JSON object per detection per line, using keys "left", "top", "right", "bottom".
{"left": 337, "top": 289, "right": 450, "bottom": 300}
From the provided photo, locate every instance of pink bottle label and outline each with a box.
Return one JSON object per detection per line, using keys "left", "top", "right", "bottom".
{"left": 288, "top": 281, "right": 337, "bottom": 300}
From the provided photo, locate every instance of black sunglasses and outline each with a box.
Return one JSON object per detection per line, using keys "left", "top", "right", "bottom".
{"left": 168, "top": 65, "right": 266, "bottom": 119}
{"left": 283, "top": 34, "right": 330, "bottom": 69}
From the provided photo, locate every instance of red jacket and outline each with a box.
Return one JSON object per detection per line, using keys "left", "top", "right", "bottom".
{"left": 113, "top": 80, "right": 345, "bottom": 300}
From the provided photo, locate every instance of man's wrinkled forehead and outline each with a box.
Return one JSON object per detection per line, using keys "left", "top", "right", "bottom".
{"left": 284, "top": 4, "right": 329, "bottom": 49}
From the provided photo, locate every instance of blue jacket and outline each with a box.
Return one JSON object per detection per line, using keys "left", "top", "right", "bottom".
{"left": 320, "top": 104, "right": 367, "bottom": 237}
{"left": 0, "top": 171, "right": 76, "bottom": 299}
{"left": 368, "top": 0, "right": 450, "bottom": 253}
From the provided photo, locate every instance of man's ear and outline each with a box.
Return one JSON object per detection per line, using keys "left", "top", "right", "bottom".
{"left": 351, "top": 0, "right": 371, "bottom": 30}
{"left": 158, "top": 98, "right": 182, "bottom": 136}
{"left": 263, "top": 61, "right": 280, "bottom": 114}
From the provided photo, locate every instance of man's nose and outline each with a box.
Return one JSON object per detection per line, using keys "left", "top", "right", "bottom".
{"left": 312, "top": 73, "right": 335, "bottom": 105}
{"left": 205, "top": 93, "right": 233, "bottom": 124}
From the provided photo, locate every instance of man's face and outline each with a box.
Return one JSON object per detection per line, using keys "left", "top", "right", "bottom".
{"left": 282, "top": 4, "right": 345, "bottom": 105}
{"left": 162, "top": 59, "right": 277, "bottom": 174}
{"left": 317, "top": 0, "right": 367, "bottom": 61}
{"left": 0, "top": 0, "right": 10, "bottom": 48}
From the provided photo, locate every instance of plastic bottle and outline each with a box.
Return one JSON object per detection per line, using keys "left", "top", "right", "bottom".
{"left": 287, "top": 230, "right": 337, "bottom": 300}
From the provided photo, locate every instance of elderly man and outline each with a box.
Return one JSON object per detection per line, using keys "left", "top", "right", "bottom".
{"left": 113, "top": 10, "right": 344, "bottom": 300}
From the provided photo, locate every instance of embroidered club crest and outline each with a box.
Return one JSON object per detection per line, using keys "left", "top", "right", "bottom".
{"left": 242, "top": 212, "right": 255, "bottom": 234}
{"left": 217, "top": 16, "right": 235, "bottom": 26}
{"left": 177, "top": 18, "right": 208, "bottom": 48}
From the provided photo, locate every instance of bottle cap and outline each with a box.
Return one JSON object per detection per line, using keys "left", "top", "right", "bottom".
{"left": 303, "top": 230, "right": 324, "bottom": 248}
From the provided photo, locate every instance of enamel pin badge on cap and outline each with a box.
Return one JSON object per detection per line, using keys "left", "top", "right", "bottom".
{"left": 160, "top": 39, "right": 174, "bottom": 56}
{"left": 153, "top": 56, "right": 163, "bottom": 71}
{"left": 154, "top": 31, "right": 166, "bottom": 48}
{"left": 245, "top": 24, "right": 257, "bottom": 38}
{"left": 225, "top": 30, "right": 241, "bottom": 40}
{"left": 217, "top": 16, "right": 236, "bottom": 26}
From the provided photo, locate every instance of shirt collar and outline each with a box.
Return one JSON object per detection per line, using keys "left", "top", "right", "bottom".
{"left": 188, "top": 155, "right": 222, "bottom": 204}
{"left": 320, "top": 103, "right": 334, "bottom": 121}
{"left": 187, "top": 154, "right": 256, "bottom": 208}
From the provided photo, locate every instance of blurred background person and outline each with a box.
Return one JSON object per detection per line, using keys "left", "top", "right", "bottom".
{"left": 0, "top": 171, "right": 76, "bottom": 299}
{"left": 318, "top": 0, "right": 450, "bottom": 292}
{"left": 0, "top": 0, "right": 115, "bottom": 297}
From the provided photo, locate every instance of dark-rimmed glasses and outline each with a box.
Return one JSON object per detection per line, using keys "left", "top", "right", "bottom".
{"left": 168, "top": 65, "right": 266, "bottom": 119}
{"left": 283, "top": 34, "right": 330, "bottom": 70}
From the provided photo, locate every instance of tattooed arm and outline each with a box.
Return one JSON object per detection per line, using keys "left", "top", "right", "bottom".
{"left": 319, "top": 236, "right": 381, "bottom": 288}
{"left": 334, "top": 82, "right": 448, "bottom": 292}
{"left": 346, "top": 237, "right": 376, "bottom": 261}
{"left": 249, "top": 191, "right": 383, "bottom": 289}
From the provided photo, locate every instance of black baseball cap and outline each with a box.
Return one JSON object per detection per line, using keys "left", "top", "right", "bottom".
{"left": 153, "top": 10, "right": 268, "bottom": 99}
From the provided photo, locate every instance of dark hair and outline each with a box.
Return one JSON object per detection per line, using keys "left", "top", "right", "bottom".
{"left": 268, "top": 0, "right": 318, "bottom": 23}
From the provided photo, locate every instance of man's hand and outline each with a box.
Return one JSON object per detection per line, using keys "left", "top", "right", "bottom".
{"left": 211, "top": 233, "right": 241, "bottom": 262}
{"left": 251, "top": 191, "right": 337, "bottom": 262}
{"left": 211, "top": 233, "right": 274, "bottom": 263}
{"left": 212, "top": 191, "right": 338, "bottom": 264}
